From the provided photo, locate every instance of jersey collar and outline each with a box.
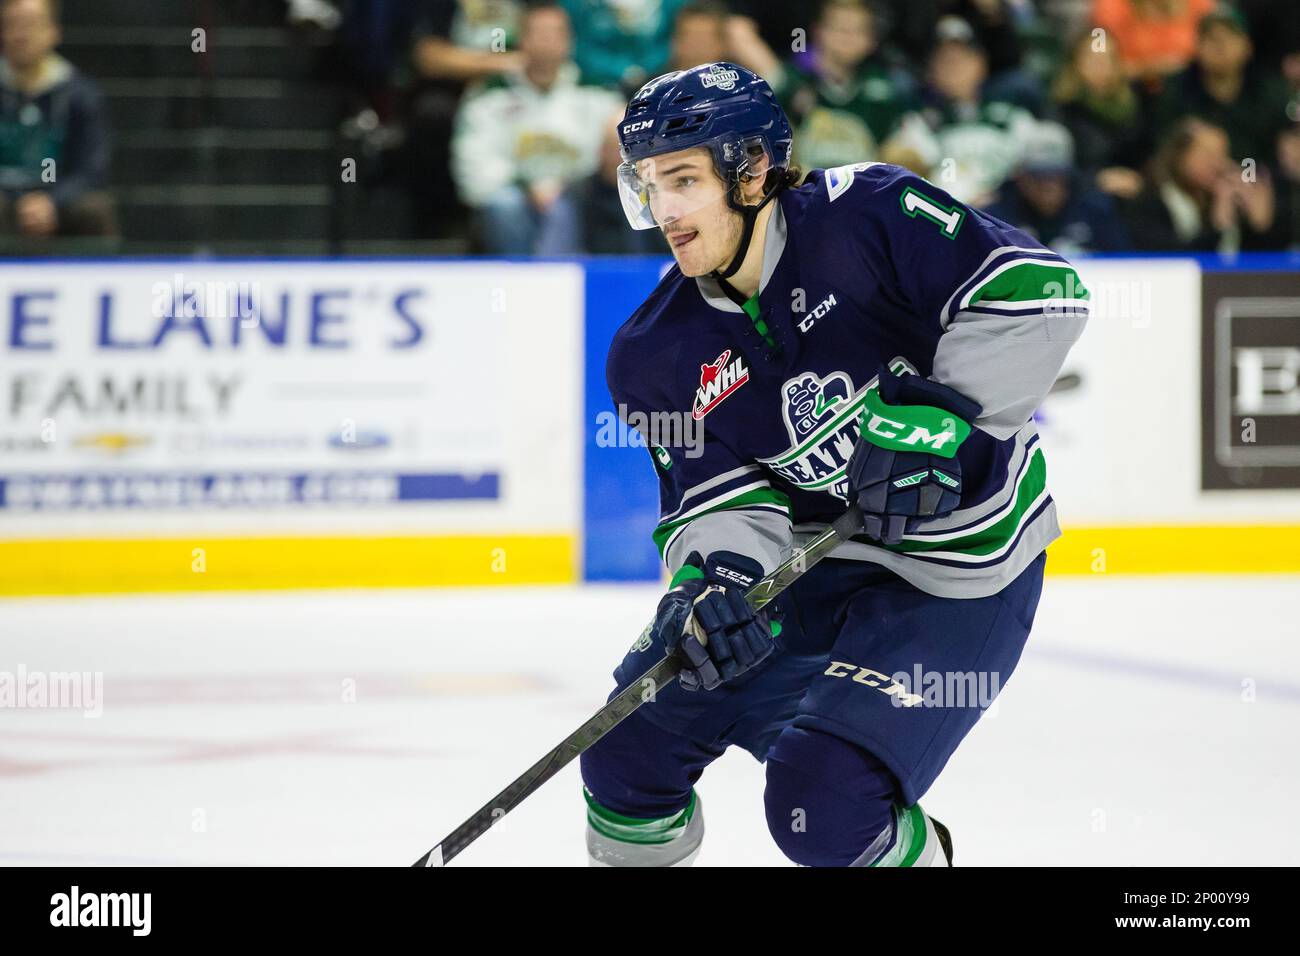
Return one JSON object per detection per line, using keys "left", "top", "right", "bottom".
{"left": 694, "top": 199, "right": 788, "bottom": 314}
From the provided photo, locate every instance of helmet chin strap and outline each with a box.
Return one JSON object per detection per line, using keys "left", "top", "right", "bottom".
{"left": 711, "top": 176, "right": 782, "bottom": 283}
{"left": 717, "top": 188, "right": 774, "bottom": 282}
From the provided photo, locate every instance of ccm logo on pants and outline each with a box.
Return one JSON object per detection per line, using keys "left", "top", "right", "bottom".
{"left": 824, "top": 661, "right": 923, "bottom": 707}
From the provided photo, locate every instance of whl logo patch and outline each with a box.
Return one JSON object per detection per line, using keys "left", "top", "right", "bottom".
{"left": 693, "top": 349, "right": 749, "bottom": 420}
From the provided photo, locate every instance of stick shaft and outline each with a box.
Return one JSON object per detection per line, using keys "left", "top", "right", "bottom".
{"left": 412, "top": 506, "right": 861, "bottom": 867}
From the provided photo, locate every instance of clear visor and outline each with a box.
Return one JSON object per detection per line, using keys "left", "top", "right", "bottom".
{"left": 616, "top": 139, "right": 774, "bottom": 231}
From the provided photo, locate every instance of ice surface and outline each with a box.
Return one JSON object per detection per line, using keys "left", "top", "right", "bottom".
{"left": 1, "top": 576, "right": 1297, "bottom": 866}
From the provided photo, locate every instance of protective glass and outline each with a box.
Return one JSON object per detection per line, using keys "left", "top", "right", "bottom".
{"left": 616, "top": 138, "right": 774, "bottom": 230}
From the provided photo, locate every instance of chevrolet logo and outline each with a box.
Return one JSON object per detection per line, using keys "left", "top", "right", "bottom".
{"left": 73, "top": 432, "right": 151, "bottom": 453}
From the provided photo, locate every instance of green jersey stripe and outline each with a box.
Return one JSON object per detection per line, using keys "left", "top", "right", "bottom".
{"left": 967, "top": 261, "right": 1090, "bottom": 308}
{"left": 888, "top": 448, "right": 1047, "bottom": 557}
{"left": 652, "top": 487, "right": 792, "bottom": 556}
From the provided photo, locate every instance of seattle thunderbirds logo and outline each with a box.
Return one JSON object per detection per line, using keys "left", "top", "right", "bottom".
{"left": 759, "top": 358, "right": 916, "bottom": 500}
{"left": 782, "top": 372, "right": 853, "bottom": 445}
{"left": 700, "top": 65, "right": 740, "bottom": 91}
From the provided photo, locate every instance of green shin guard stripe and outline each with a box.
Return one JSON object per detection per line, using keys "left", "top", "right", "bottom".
{"left": 584, "top": 787, "right": 697, "bottom": 846}
{"left": 898, "top": 804, "right": 929, "bottom": 867}
{"left": 869, "top": 803, "right": 929, "bottom": 867}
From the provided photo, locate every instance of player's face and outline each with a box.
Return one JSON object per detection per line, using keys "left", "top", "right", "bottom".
{"left": 636, "top": 148, "right": 742, "bottom": 277}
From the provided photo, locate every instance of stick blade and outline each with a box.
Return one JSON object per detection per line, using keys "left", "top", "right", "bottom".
{"left": 411, "top": 844, "right": 445, "bottom": 868}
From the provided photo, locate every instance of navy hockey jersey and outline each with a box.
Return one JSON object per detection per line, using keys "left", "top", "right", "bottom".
{"left": 606, "top": 162, "right": 1090, "bottom": 599}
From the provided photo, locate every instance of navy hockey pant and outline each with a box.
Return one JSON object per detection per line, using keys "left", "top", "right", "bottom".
{"left": 580, "top": 552, "right": 1046, "bottom": 865}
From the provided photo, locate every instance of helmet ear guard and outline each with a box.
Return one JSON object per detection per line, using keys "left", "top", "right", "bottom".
{"left": 725, "top": 135, "right": 785, "bottom": 184}
{"left": 712, "top": 137, "right": 791, "bottom": 282}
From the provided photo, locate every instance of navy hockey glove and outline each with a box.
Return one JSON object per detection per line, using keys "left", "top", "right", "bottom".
{"left": 653, "top": 551, "right": 778, "bottom": 691}
{"left": 846, "top": 368, "right": 982, "bottom": 546}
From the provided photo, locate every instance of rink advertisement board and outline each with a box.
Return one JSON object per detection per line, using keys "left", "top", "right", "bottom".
{"left": 1200, "top": 270, "right": 1300, "bottom": 491}
{"left": 2, "top": 255, "right": 1298, "bottom": 594}
{"left": 1027, "top": 257, "right": 1300, "bottom": 575}
{"left": 0, "top": 261, "right": 583, "bottom": 593}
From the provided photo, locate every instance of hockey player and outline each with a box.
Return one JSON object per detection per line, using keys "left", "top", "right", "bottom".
{"left": 580, "top": 62, "right": 1089, "bottom": 867}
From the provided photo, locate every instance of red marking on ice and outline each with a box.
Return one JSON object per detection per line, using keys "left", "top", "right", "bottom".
{"left": 0, "top": 670, "right": 553, "bottom": 776}
{"left": 0, "top": 728, "right": 448, "bottom": 777}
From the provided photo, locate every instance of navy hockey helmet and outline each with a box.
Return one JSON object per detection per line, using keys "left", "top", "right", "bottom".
{"left": 616, "top": 63, "right": 794, "bottom": 275}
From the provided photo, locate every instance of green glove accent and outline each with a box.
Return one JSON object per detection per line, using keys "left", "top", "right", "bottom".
{"left": 668, "top": 562, "right": 706, "bottom": 589}
{"left": 666, "top": 561, "right": 781, "bottom": 637}
{"left": 859, "top": 387, "right": 972, "bottom": 459}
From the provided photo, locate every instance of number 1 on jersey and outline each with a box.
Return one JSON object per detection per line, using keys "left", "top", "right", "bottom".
{"left": 900, "top": 186, "right": 965, "bottom": 239}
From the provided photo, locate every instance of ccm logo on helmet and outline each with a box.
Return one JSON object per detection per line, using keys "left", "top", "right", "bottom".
{"left": 622, "top": 120, "right": 654, "bottom": 134}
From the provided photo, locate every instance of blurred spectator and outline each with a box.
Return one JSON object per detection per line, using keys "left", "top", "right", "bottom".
{"left": 405, "top": 1, "right": 525, "bottom": 238}
{"left": 0, "top": 0, "right": 114, "bottom": 241}
{"left": 1151, "top": 5, "right": 1293, "bottom": 172}
{"left": 1275, "top": 120, "right": 1300, "bottom": 249}
{"left": 537, "top": 110, "right": 664, "bottom": 254}
{"left": 667, "top": 1, "right": 728, "bottom": 72}
{"left": 1039, "top": 0, "right": 1101, "bottom": 36}
{"left": 1124, "top": 117, "right": 1276, "bottom": 252}
{"left": 559, "top": 0, "right": 688, "bottom": 91}
{"left": 412, "top": 0, "right": 525, "bottom": 83}
{"left": 1235, "top": 0, "right": 1300, "bottom": 83}
{"left": 891, "top": 16, "right": 1037, "bottom": 204}
{"left": 877, "top": 0, "right": 1031, "bottom": 83}
{"left": 451, "top": 2, "right": 622, "bottom": 253}
{"left": 726, "top": 1, "right": 810, "bottom": 67}
{"left": 1090, "top": 0, "right": 1214, "bottom": 86}
{"left": 1051, "top": 29, "right": 1148, "bottom": 197}
{"left": 333, "top": 2, "right": 427, "bottom": 122}
{"left": 286, "top": 0, "right": 342, "bottom": 30}
{"left": 770, "top": 0, "right": 921, "bottom": 171}
{"left": 984, "top": 121, "right": 1131, "bottom": 254}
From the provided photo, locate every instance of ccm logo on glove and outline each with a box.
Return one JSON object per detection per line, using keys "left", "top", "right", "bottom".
{"left": 846, "top": 367, "right": 982, "bottom": 546}
{"left": 652, "top": 551, "right": 780, "bottom": 691}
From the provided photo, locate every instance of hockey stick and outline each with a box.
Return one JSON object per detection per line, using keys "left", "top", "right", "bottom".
{"left": 411, "top": 504, "right": 865, "bottom": 867}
